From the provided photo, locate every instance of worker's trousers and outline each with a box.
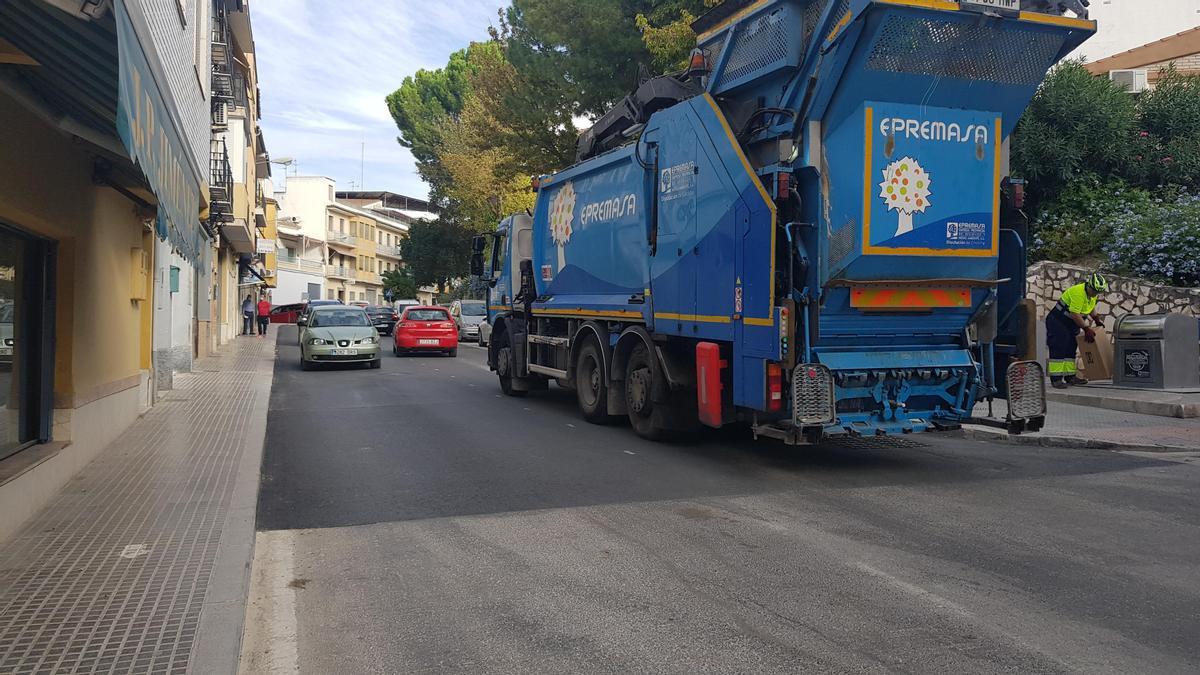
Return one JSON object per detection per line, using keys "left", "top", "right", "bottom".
{"left": 1045, "top": 308, "right": 1078, "bottom": 382}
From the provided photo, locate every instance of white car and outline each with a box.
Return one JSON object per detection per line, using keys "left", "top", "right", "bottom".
{"left": 478, "top": 318, "right": 491, "bottom": 347}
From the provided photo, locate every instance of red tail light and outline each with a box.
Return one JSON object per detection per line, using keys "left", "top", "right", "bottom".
{"left": 392, "top": 313, "right": 399, "bottom": 320}
{"left": 399, "top": 321, "right": 415, "bottom": 328}
{"left": 439, "top": 322, "right": 455, "bottom": 329}
{"left": 766, "top": 362, "right": 783, "bottom": 412}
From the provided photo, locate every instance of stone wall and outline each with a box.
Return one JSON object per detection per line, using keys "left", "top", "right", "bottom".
{"left": 1027, "top": 261, "right": 1200, "bottom": 334}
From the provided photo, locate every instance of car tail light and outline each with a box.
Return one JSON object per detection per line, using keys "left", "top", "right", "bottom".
{"left": 392, "top": 313, "right": 399, "bottom": 320}
{"left": 439, "top": 322, "right": 455, "bottom": 329}
{"left": 766, "top": 362, "right": 783, "bottom": 412}
{"left": 399, "top": 321, "right": 415, "bottom": 328}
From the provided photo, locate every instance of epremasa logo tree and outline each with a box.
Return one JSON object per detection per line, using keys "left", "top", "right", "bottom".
{"left": 879, "top": 156, "right": 932, "bottom": 236}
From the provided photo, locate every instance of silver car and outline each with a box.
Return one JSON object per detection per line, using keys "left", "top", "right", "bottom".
{"left": 450, "top": 300, "right": 486, "bottom": 342}
{"left": 299, "top": 306, "right": 381, "bottom": 370}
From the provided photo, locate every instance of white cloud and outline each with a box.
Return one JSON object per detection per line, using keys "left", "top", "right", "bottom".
{"left": 254, "top": 0, "right": 507, "bottom": 197}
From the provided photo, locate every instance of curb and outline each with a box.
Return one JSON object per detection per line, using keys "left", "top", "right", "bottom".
{"left": 190, "top": 331, "right": 276, "bottom": 674}
{"left": 1046, "top": 390, "right": 1199, "bottom": 419}
{"left": 960, "top": 426, "right": 1199, "bottom": 453}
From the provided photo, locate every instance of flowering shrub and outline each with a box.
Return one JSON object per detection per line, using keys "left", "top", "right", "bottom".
{"left": 1102, "top": 189, "right": 1200, "bottom": 287}
{"left": 1030, "top": 176, "right": 1152, "bottom": 262}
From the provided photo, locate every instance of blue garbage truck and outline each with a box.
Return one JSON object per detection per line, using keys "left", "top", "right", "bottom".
{"left": 473, "top": 0, "right": 1095, "bottom": 443}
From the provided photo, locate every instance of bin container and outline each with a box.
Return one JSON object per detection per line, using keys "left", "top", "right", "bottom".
{"left": 1112, "top": 313, "right": 1200, "bottom": 389}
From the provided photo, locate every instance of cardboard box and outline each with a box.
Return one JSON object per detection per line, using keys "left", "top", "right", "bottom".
{"left": 1077, "top": 325, "right": 1113, "bottom": 381}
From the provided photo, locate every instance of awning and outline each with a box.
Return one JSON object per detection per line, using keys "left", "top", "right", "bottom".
{"left": 113, "top": 0, "right": 204, "bottom": 262}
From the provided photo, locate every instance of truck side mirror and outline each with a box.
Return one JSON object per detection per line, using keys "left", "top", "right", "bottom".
{"left": 471, "top": 235, "right": 487, "bottom": 254}
{"left": 470, "top": 251, "right": 484, "bottom": 277}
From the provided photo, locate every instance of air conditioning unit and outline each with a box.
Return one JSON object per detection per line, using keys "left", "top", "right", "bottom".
{"left": 1109, "top": 69, "right": 1148, "bottom": 93}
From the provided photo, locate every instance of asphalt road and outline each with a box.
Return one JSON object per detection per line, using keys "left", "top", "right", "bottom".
{"left": 243, "top": 326, "right": 1200, "bottom": 674}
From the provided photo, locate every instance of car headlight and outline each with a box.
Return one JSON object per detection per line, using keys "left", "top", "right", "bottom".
{"left": 309, "top": 338, "right": 330, "bottom": 345}
{"left": 358, "top": 336, "right": 377, "bottom": 345}
{"left": 2, "top": 338, "right": 12, "bottom": 346}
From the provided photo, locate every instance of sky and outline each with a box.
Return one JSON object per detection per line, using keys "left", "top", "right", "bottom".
{"left": 253, "top": 0, "right": 506, "bottom": 199}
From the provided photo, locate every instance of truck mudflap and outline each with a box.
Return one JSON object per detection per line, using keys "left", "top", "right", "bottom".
{"left": 967, "top": 360, "right": 1047, "bottom": 434}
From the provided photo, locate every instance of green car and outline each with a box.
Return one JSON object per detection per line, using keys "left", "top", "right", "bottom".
{"left": 299, "top": 306, "right": 381, "bottom": 370}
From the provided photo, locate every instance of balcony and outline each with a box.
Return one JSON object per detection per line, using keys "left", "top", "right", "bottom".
{"left": 326, "top": 230, "right": 355, "bottom": 249}
{"left": 359, "top": 272, "right": 381, "bottom": 286}
{"left": 211, "top": 13, "right": 233, "bottom": 107}
{"left": 376, "top": 244, "right": 403, "bottom": 258}
{"left": 277, "top": 256, "right": 325, "bottom": 275}
{"left": 209, "top": 140, "right": 234, "bottom": 224}
{"left": 326, "top": 265, "right": 355, "bottom": 280}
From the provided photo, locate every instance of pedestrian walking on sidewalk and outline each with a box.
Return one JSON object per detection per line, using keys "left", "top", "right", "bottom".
{"left": 256, "top": 295, "right": 271, "bottom": 337}
{"left": 1046, "top": 272, "right": 1107, "bottom": 389}
{"left": 242, "top": 295, "right": 254, "bottom": 336}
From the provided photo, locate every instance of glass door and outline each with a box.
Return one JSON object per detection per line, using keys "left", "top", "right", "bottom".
{"left": 0, "top": 223, "right": 54, "bottom": 461}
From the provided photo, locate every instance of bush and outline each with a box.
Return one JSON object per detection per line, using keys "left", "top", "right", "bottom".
{"left": 1030, "top": 176, "right": 1152, "bottom": 262}
{"left": 1124, "top": 68, "right": 1200, "bottom": 188}
{"left": 1102, "top": 189, "right": 1200, "bottom": 287}
{"left": 1012, "top": 60, "right": 1137, "bottom": 212}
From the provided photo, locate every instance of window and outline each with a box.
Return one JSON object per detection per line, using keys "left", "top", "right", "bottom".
{"left": 339, "top": 218, "right": 345, "bottom": 232}
{"left": 404, "top": 309, "right": 449, "bottom": 321}
{"left": 327, "top": 215, "right": 333, "bottom": 229}
{"left": 0, "top": 222, "right": 55, "bottom": 460}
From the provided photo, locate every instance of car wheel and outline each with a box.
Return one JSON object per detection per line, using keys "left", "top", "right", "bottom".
{"left": 301, "top": 357, "right": 312, "bottom": 371}
{"left": 392, "top": 342, "right": 399, "bottom": 356}
{"left": 371, "top": 358, "right": 381, "bottom": 369}
{"left": 448, "top": 349, "right": 457, "bottom": 357}
{"left": 575, "top": 340, "right": 610, "bottom": 424}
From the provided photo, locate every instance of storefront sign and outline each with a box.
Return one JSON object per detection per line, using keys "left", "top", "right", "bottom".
{"left": 114, "top": 1, "right": 203, "bottom": 263}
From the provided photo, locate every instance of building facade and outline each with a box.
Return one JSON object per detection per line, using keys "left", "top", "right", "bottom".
{"left": 0, "top": 0, "right": 217, "bottom": 540}
{"left": 1086, "top": 26, "right": 1200, "bottom": 88}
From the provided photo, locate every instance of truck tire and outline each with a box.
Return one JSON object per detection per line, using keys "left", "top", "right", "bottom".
{"left": 575, "top": 340, "right": 609, "bottom": 423}
{"left": 496, "top": 334, "right": 527, "bottom": 398}
{"left": 624, "top": 343, "right": 666, "bottom": 440}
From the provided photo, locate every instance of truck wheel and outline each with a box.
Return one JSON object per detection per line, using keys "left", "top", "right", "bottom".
{"left": 575, "top": 340, "right": 609, "bottom": 423}
{"left": 625, "top": 343, "right": 666, "bottom": 440}
{"left": 496, "top": 335, "right": 526, "bottom": 397}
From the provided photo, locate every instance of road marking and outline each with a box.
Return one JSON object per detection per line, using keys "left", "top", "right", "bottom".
{"left": 853, "top": 561, "right": 973, "bottom": 619}
{"left": 239, "top": 530, "right": 301, "bottom": 674}
{"left": 567, "top": 423, "right": 575, "bottom": 428}
{"left": 624, "top": 450, "right": 636, "bottom": 455}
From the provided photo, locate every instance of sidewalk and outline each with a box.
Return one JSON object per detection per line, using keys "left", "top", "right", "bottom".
{"left": 0, "top": 330, "right": 274, "bottom": 674}
{"left": 969, "top": 398, "right": 1200, "bottom": 451}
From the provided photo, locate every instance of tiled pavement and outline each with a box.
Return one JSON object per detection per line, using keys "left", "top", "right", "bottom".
{"left": 0, "top": 331, "right": 274, "bottom": 674}
{"left": 971, "top": 398, "right": 1200, "bottom": 450}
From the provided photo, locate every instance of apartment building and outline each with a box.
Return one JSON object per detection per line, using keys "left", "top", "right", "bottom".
{"left": 208, "top": 0, "right": 271, "bottom": 346}
{"left": 0, "top": 0, "right": 213, "bottom": 540}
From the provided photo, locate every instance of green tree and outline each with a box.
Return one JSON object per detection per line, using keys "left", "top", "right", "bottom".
{"left": 385, "top": 49, "right": 472, "bottom": 203}
{"left": 1126, "top": 67, "right": 1200, "bottom": 188}
{"left": 636, "top": 1, "right": 718, "bottom": 72}
{"left": 381, "top": 266, "right": 417, "bottom": 300}
{"left": 400, "top": 218, "right": 474, "bottom": 293}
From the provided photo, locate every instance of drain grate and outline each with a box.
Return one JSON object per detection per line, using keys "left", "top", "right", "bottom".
{"left": 824, "top": 435, "right": 928, "bottom": 449}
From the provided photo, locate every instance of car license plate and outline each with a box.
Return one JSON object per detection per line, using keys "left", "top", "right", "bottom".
{"left": 418, "top": 339, "right": 439, "bottom": 346}
{"left": 330, "top": 349, "right": 358, "bottom": 356}
{"left": 960, "top": 0, "right": 1019, "bottom": 13}
{"left": 0, "top": 348, "right": 10, "bottom": 356}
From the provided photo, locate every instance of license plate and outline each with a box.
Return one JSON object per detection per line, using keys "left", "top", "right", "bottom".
{"left": 418, "top": 339, "right": 439, "bottom": 346}
{"left": 0, "top": 348, "right": 10, "bottom": 356}
{"left": 960, "top": 0, "right": 1019, "bottom": 12}
{"left": 330, "top": 349, "right": 358, "bottom": 355}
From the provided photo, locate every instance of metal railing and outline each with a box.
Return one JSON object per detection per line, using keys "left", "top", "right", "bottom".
{"left": 277, "top": 256, "right": 325, "bottom": 274}
{"left": 326, "top": 230, "right": 354, "bottom": 245}
{"left": 209, "top": 140, "right": 234, "bottom": 223}
{"left": 376, "top": 244, "right": 403, "bottom": 258}
{"left": 326, "top": 265, "right": 356, "bottom": 279}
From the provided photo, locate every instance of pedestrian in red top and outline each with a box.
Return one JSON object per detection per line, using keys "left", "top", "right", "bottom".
{"left": 256, "top": 296, "right": 271, "bottom": 337}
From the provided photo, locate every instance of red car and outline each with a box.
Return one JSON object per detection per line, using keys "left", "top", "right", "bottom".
{"left": 392, "top": 306, "right": 458, "bottom": 357}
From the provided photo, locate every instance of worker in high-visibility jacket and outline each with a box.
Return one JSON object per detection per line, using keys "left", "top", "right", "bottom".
{"left": 1045, "top": 273, "right": 1108, "bottom": 389}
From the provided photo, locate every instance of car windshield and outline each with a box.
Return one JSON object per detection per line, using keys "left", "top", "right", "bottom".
{"left": 309, "top": 310, "right": 370, "bottom": 327}
{"left": 460, "top": 302, "right": 485, "bottom": 316}
{"left": 405, "top": 309, "right": 449, "bottom": 321}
